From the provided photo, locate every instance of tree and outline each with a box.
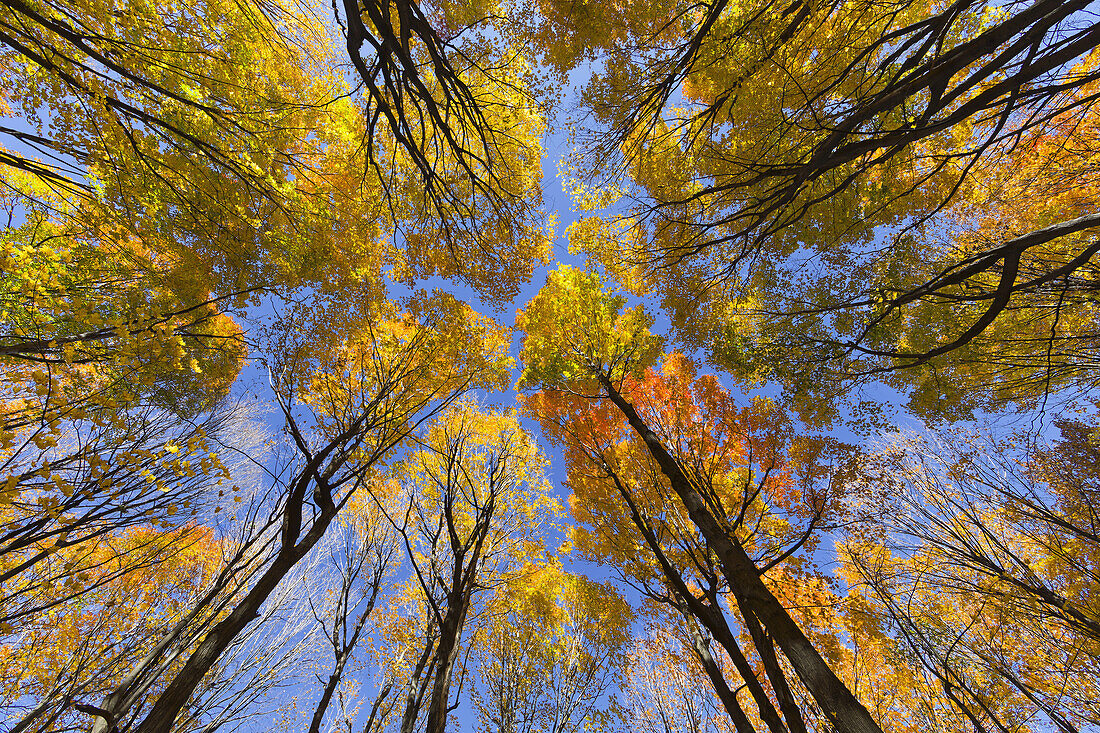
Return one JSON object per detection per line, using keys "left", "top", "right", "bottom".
{"left": 371, "top": 402, "right": 559, "bottom": 733}
{"left": 1, "top": 0, "right": 551, "bottom": 304}
{"left": 304, "top": 497, "right": 399, "bottom": 733}
{"left": 0, "top": 337, "right": 294, "bottom": 730}
{"left": 540, "top": 0, "right": 1100, "bottom": 420}
{"left": 16, "top": 0, "right": 1100, "bottom": 728}
{"left": 516, "top": 265, "right": 882, "bottom": 733}
{"left": 0, "top": 395, "right": 309, "bottom": 733}
{"left": 561, "top": 0, "right": 1100, "bottom": 250}
{"left": 0, "top": 475, "right": 388, "bottom": 733}
{"left": 0, "top": 399, "right": 263, "bottom": 633}
{"left": 525, "top": 348, "right": 871, "bottom": 733}
{"left": 473, "top": 561, "right": 633, "bottom": 733}
{"left": 0, "top": 525, "right": 235, "bottom": 733}
{"left": 701, "top": 75, "right": 1100, "bottom": 422}
{"left": 0, "top": 0, "right": 348, "bottom": 540}
{"left": 0, "top": 0, "right": 359, "bottom": 407}
{"left": 843, "top": 418, "right": 1100, "bottom": 732}
{"left": 626, "top": 619, "right": 738, "bottom": 733}
{"left": 67, "top": 293, "right": 512, "bottom": 733}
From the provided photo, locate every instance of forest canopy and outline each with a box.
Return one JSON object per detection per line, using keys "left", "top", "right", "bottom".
{"left": 2, "top": 0, "right": 1100, "bottom": 732}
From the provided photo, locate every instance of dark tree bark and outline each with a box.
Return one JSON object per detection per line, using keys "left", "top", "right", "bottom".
{"left": 598, "top": 373, "right": 884, "bottom": 733}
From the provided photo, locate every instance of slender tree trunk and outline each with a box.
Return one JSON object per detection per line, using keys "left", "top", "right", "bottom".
{"left": 424, "top": 607, "right": 467, "bottom": 733}
{"left": 362, "top": 682, "right": 393, "bottom": 733}
{"left": 612, "top": 470, "right": 790, "bottom": 733}
{"left": 134, "top": 491, "right": 337, "bottom": 733}
{"left": 700, "top": 601, "right": 796, "bottom": 733}
{"left": 134, "top": 550, "right": 300, "bottom": 733}
{"left": 400, "top": 631, "right": 438, "bottom": 733}
{"left": 683, "top": 612, "right": 758, "bottom": 733}
{"left": 309, "top": 610, "right": 371, "bottom": 733}
{"left": 740, "top": 606, "right": 808, "bottom": 733}
{"left": 90, "top": 555, "right": 251, "bottom": 733}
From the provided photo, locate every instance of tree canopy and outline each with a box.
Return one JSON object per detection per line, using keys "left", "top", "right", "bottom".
{"left": 4, "top": 0, "right": 1100, "bottom": 732}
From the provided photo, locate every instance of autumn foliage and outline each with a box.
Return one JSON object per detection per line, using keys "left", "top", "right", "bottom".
{"left": 4, "top": 0, "right": 1100, "bottom": 732}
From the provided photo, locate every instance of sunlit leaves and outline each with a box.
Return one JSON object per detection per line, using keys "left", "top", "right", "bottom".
{"left": 516, "top": 264, "right": 663, "bottom": 392}
{"left": 474, "top": 561, "right": 633, "bottom": 733}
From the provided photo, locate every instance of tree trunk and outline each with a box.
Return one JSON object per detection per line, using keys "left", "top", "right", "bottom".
{"left": 600, "top": 375, "right": 883, "bottom": 733}
{"left": 683, "top": 612, "right": 758, "bottom": 733}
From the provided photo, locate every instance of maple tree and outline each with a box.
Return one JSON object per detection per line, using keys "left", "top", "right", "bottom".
{"left": 362, "top": 402, "right": 558, "bottom": 733}
{"left": 0, "top": 0, "right": 552, "bottom": 506}
{"left": 1, "top": 405, "right": 225, "bottom": 613}
{"left": 556, "top": 0, "right": 1100, "bottom": 246}
{"left": 2, "top": 0, "right": 345, "bottom": 421}
{"left": 0, "top": 525, "right": 224, "bottom": 733}
{"left": 696, "top": 69, "right": 1100, "bottom": 422}
{"left": 472, "top": 561, "right": 633, "bottom": 733}
{"left": 125, "top": 295, "right": 511, "bottom": 733}
{"left": 517, "top": 265, "right": 882, "bottom": 733}
{"left": 541, "top": 0, "right": 1100, "bottom": 419}
{"left": 0, "top": 291, "right": 512, "bottom": 732}
{"left": 2, "top": 402, "right": 321, "bottom": 733}
{"left": 518, "top": 271, "right": 981, "bottom": 733}
{"left": 1, "top": 483, "right": 390, "bottom": 733}
{"left": 843, "top": 417, "right": 1100, "bottom": 732}
{"left": 0, "top": 0, "right": 550, "bottom": 301}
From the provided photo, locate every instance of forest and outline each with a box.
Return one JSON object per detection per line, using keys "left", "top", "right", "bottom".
{"left": 1, "top": 0, "right": 1099, "bottom": 731}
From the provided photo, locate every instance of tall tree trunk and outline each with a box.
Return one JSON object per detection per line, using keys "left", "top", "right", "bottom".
{"left": 424, "top": 604, "right": 468, "bottom": 733}
{"left": 309, "top": 609, "right": 371, "bottom": 733}
{"left": 134, "top": 464, "right": 341, "bottom": 733}
{"left": 683, "top": 612, "right": 758, "bottom": 733}
{"left": 740, "top": 606, "right": 808, "bottom": 733}
{"left": 612, "top": 468, "right": 790, "bottom": 733}
{"left": 600, "top": 375, "right": 883, "bottom": 733}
